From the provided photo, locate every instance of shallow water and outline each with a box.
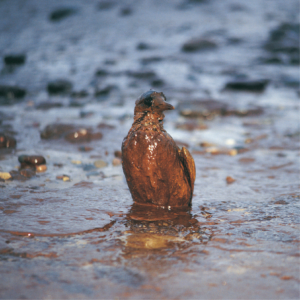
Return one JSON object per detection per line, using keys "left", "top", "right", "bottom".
{"left": 0, "top": 0, "right": 299, "bottom": 299}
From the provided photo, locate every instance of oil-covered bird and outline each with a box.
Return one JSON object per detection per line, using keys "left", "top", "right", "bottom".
{"left": 122, "top": 90, "right": 196, "bottom": 207}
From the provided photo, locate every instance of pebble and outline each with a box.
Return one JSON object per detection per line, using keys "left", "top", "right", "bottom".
{"left": 224, "top": 79, "right": 269, "bottom": 92}
{"left": 64, "top": 129, "right": 102, "bottom": 143}
{"left": 112, "top": 158, "right": 122, "bottom": 166}
{"left": 40, "top": 123, "right": 75, "bottom": 140}
{"left": 226, "top": 176, "right": 236, "bottom": 184}
{"left": 18, "top": 155, "right": 46, "bottom": 166}
{"left": 47, "top": 79, "right": 73, "bottom": 95}
{"left": 136, "top": 42, "right": 153, "bottom": 51}
{"left": 200, "top": 142, "right": 215, "bottom": 148}
{"left": 228, "top": 149, "right": 238, "bottom": 156}
{"left": 4, "top": 54, "right": 26, "bottom": 65}
{"left": 71, "top": 160, "right": 82, "bottom": 165}
{"left": 114, "top": 150, "right": 122, "bottom": 158}
{"left": 94, "top": 160, "right": 107, "bottom": 168}
{"left": 0, "top": 134, "right": 16, "bottom": 149}
{"left": 36, "top": 165, "right": 47, "bottom": 173}
{"left": 0, "top": 85, "right": 26, "bottom": 104}
{"left": 56, "top": 175, "right": 71, "bottom": 181}
{"left": 182, "top": 38, "right": 217, "bottom": 52}
{"left": 49, "top": 8, "right": 77, "bottom": 22}
{"left": 0, "top": 172, "right": 12, "bottom": 180}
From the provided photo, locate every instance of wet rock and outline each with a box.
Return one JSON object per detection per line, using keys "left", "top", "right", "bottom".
{"left": 0, "top": 85, "right": 26, "bottom": 105}
{"left": 4, "top": 54, "right": 26, "bottom": 66}
{"left": 0, "top": 134, "right": 16, "bottom": 149}
{"left": 35, "top": 102, "right": 63, "bottom": 110}
{"left": 224, "top": 79, "right": 269, "bottom": 92}
{"left": 47, "top": 79, "right": 73, "bottom": 95}
{"left": 182, "top": 38, "right": 217, "bottom": 52}
{"left": 36, "top": 165, "right": 47, "bottom": 173}
{"left": 64, "top": 129, "right": 102, "bottom": 143}
{"left": 40, "top": 124, "right": 75, "bottom": 140}
{"left": 18, "top": 155, "right": 46, "bottom": 167}
{"left": 226, "top": 176, "right": 236, "bottom": 184}
{"left": 49, "top": 8, "right": 77, "bottom": 22}
{"left": 94, "top": 160, "right": 107, "bottom": 168}
{"left": 0, "top": 172, "right": 12, "bottom": 181}
{"left": 112, "top": 158, "right": 122, "bottom": 166}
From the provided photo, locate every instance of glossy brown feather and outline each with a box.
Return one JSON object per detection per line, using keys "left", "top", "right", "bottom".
{"left": 122, "top": 91, "right": 196, "bottom": 207}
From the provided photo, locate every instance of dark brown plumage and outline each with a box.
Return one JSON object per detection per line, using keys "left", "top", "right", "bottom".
{"left": 122, "top": 90, "right": 196, "bottom": 207}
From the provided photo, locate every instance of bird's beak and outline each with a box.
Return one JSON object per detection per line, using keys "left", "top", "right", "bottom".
{"left": 162, "top": 102, "right": 175, "bottom": 111}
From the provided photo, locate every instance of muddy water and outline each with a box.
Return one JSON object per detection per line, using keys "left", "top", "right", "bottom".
{"left": 0, "top": 0, "right": 299, "bottom": 299}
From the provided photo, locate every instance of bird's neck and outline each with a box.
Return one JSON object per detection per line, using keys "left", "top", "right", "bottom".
{"left": 131, "top": 111, "right": 165, "bottom": 132}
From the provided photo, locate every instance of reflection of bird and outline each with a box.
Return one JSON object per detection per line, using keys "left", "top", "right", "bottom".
{"left": 122, "top": 90, "right": 196, "bottom": 207}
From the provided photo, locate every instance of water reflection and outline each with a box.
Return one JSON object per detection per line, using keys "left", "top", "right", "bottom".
{"left": 120, "top": 203, "right": 213, "bottom": 249}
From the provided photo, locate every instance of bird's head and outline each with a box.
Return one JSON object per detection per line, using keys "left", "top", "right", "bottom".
{"left": 134, "top": 90, "right": 174, "bottom": 115}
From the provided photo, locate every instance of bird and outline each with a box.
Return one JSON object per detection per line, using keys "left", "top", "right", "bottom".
{"left": 122, "top": 90, "right": 196, "bottom": 207}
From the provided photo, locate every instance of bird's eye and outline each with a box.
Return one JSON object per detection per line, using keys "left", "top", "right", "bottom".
{"left": 144, "top": 95, "right": 153, "bottom": 107}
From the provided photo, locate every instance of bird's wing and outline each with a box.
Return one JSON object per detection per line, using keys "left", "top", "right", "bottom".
{"left": 179, "top": 147, "right": 196, "bottom": 192}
